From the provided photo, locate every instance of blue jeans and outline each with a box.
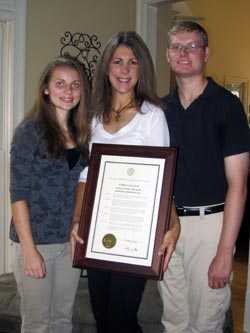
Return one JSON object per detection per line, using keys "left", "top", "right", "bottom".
{"left": 13, "top": 242, "right": 81, "bottom": 333}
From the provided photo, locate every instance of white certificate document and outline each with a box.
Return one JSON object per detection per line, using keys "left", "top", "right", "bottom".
{"left": 86, "top": 155, "right": 165, "bottom": 266}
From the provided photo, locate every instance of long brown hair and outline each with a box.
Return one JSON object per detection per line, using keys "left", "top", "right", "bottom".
{"left": 27, "top": 56, "right": 90, "bottom": 158}
{"left": 92, "top": 31, "right": 160, "bottom": 122}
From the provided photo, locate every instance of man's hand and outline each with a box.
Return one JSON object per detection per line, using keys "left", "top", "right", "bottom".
{"left": 208, "top": 152, "right": 249, "bottom": 289}
{"left": 158, "top": 213, "right": 180, "bottom": 272}
{"left": 208, "top": 249, "right": 233, "bottom": 289}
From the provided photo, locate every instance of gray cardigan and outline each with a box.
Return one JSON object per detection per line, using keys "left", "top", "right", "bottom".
{"left": 10, "top": 119, "right": 88, "bottom": 244}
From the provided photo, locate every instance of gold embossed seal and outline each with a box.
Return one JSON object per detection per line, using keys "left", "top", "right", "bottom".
{"left": 127, "top": 167, "right": 135, "bottom": 176}
{"left": 102, "top": 234, "right": 117, "bottom": 249}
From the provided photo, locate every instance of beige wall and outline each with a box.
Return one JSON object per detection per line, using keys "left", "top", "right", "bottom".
{"left": 155, "top": 1, "right": 191, "bottom": 97}
{"left": 188, "top": 0, "right": 250, "bottom": 80}
{"left": 158, "top": 0, "right": 250, "bottom": 116}
{"left": 156, "top": 2, "right": 173, "bottom": 97}
{"left": 188, "top": 0, "right": 250, "bottom": 115}
{"left": 27, "top": 1, "right": 250, "bottom": 112}
{"left": 25, "top": 0, "right": 136, "bottom": 111}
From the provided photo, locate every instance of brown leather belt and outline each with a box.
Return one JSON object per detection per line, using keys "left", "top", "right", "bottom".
{"left": 176, "top": 204, "right": 224, "bottom": 216}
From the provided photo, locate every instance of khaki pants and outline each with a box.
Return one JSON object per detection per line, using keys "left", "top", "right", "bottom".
{"left": 13, "top": 242, "right": 81, "bottom": 333}
{"left": 158, "top": 212, "right": 231, "bottom": 333}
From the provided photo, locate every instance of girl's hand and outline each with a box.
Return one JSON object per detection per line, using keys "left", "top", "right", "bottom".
{"left": 70, "top": 221, "right": 84, "bottom": 259}
{"left": 22, "top": 247, "right": 46, "bottom": 279}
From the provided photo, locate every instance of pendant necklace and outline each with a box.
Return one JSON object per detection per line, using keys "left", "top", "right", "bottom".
{"left": 112, "top": 99, "right": 136, "bottom": 122}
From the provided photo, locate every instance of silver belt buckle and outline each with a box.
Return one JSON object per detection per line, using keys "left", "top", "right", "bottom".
{"left": 200, "top": 207, "right": 205, "bottom": 218}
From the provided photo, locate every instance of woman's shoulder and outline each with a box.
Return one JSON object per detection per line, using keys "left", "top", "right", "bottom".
{"left": 141, "top": 101, "right": 163, "bottom": 113}
{"left": 16, "top": 118, "right": 35, "bottom": 130}
{"left": 13, "top": 118, "right": 40, "bottom": 144}
{"left": 90, "top": 115, "right": 103, "bottom": 129}
{"left": 140, "top": 101, "right": 165, "bottom": 121}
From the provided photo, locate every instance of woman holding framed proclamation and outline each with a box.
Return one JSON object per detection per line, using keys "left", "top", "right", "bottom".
{"left": 71, "top": 31, "right": 180, "bottom": 333}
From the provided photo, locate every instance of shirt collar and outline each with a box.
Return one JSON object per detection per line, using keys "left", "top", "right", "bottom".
{"left": 169, "top": 77, "right": 220, "bottom": 105}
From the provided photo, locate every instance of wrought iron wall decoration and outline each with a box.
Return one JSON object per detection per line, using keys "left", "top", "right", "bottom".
{"left": 60, "top": 32, "right": 102, "bottom": 83}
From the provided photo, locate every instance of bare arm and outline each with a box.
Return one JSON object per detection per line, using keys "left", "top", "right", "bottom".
{"left": 12, "top": 200, "right": 46, "bottom": 278}
{"left": 158, "top": 202, "right": 180, "bottom": 271}
{"left": 208, "top": 152, "right": 249, "bottom": 288}
{"left": 70, "top": 182, "right": 86, "bottom": 258}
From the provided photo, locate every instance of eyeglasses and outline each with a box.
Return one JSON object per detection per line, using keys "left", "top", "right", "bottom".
{"left": 168, "top": 42, "right": 205, "bottom": 54}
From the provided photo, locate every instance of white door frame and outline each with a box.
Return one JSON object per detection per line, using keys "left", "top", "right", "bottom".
{"left": 0, "top": 0, "right": 26, "bottom": 274}
{"left": 136, "top": 0, "right": 167, "bottom": 65}
{"left": 136, "top": 0, "right": 184, "bottom": 64}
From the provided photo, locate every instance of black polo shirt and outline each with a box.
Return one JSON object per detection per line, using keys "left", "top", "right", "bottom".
{"left": 162, "top": 77, "right": 250, "bottom": 207}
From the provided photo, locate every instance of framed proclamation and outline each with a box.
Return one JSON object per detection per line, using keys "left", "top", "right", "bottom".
{"left": 73, "top": 143, "right": 177, "bottom": 280}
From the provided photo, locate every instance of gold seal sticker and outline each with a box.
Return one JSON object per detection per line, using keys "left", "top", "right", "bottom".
{"left": 102, "top": 234, "right": 116, "bottom": 249}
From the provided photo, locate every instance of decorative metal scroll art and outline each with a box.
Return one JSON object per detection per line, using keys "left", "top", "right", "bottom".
{"left": 60, "top": 32, "right": 101, "bottom": 83}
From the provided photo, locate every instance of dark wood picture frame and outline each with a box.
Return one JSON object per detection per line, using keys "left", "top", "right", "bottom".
{"left": 73, "top": 143, "right": 177, "bottom": 280}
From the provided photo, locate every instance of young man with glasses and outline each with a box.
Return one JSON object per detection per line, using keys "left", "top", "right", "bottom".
{"left": 158, "top": 21, "right": 250, "bottom": 332}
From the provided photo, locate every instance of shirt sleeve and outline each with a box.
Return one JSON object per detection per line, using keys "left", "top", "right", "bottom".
{"left": 10, "top": 121, "right": 39, "bottom": 203}
{"left": 79, "top": 166, "right": 88, "bottom": 182}
{"left": 147, "top": 106, "right": 170, "bottom": 147}
{"left": 221, "top": 95, "right": 250, "bottom": 157}
{"left": 79, "top": 141, "right": 92, "bottom": 182}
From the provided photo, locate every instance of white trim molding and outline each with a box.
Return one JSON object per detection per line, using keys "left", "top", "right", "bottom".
{"left": 136, "top": 0, "right": 160, "bottom": 64}
{"left": 0, "top": 0, "right": 27, "bottom": 125}
{"left": 136, "top": 0, "right": 179, "bottom": 64}
{"left": 14, "top": 0, "right": 27, "bottom": 126}
{"left": 0, "top": 0, "right": 16, "bottom": 12}
{"left": 2, "top": 20, "right": 14, "bottom": 274}
{"left": 0, "top": 0, "right": 26, "bottom": 274}
{"left": 136, "top": 0, "right": 203, "bottom": 66}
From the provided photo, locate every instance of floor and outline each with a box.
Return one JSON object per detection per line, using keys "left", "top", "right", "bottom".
{"left": 0, "top": 240, "right": 248, "bottom": 333}
{"left": 0, "top": 273, "right": 164, "bottom": 333}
